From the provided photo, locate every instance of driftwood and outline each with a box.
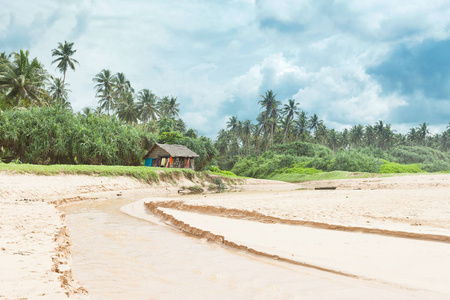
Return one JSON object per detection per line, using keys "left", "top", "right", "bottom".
{"left": 314, "top": 187, "right": 337, "bottom": 190}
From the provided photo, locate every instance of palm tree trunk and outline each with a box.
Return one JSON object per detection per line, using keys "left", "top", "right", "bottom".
{"left": 15, "top": 94, "right": 21, "bottom": 106}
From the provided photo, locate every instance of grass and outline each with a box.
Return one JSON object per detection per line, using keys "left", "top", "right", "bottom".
{"left": 0, "top": 163, "right": 244, "bottom": 185}
{"left": 268, "top": 171, "right": 392, "bottom": 183}
{"left": 0, "top": 163, "right": 179, "bottom": 183}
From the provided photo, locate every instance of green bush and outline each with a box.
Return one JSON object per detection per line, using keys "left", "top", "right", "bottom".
{"left": 327, "top": 150, "right": 382, "bottom": 173}
{"left": 379, "top": 160, "right": 424, "bottom": 173}
{"left": 232, "top": 152, "right": 301, "bottom": 178}
{"left": 421, "top": 160, "right": 450, "bottom": 172}
{"left": 270, "top": 141, "right": 333, "bottom": 158}
{"left": 270, "top": 164, "right": 322, "bottom": 176}
{"left": 208, "top": 165, "right": 238, "bottom": 177}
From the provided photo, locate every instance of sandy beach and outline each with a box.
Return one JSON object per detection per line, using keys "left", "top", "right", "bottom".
{"left": 1, "top": 172, "right": 449, "bottom": 299}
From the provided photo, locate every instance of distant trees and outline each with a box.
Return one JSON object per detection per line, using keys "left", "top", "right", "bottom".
{"left": 215, "top": 89, "right": 450, "bottom": 171}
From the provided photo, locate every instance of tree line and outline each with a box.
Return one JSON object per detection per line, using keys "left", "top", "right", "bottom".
{"left": 0, "top": 42, "right": 186, "bottom": 133}
{"left": 216, "top": 90, "right": 450, "bottom": 167}
{"left": 0, "top": 42, "right": 216, "bottom": 168}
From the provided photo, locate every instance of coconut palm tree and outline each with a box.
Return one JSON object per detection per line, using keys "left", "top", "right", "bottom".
{"left": 281, "top": 99, "right": 299, "bottom": 143}
{"left": 93, "top": 69, "right": 116, "bottom": 115}
{"left": 417, "top": 122, "right": 430, "bottom": 145}
{"left": 327, "top": 129, "right": 339, "bottom": 151}
{"left": 259, "top": 90, "right": 280, "bottom": 149}
{"left": 51, "top": 41, "right": 79, "bottom": 87}
{"left": 364, "top": 125, "right": 375, "bottom": 147}
{"left": 167, "top": 96, "right": 180, "bottom": 118}
{"left": 0, "top": 50, "right": 48, "bottom": 107}
{"left": 113, "top": 72, "right": 133, "bottom": 101}
{"left": 157, "top": 96, "right": 180, "bottom": 119}
{"left": 350, "top": 124, "right": 364, "bottom": 147}
{"left": 48, "top": 77, "right": 71, "bottom": 107}
{"left": 174, "top": 118, "right": 187, "bottom": 133}
{"left": 309, "top": 113, "right": 319, "bottom": 134}
{"left": 294, "top": 110, "right": 310, "bottom": 141}
{"left": 241, "top": 120, "right": 252, "bottom": 155}
{"left": 136, "top": 89, "right": 159, "bottom": 127}
{"left": 116, "top": 92, "right": 138, "bottom": 124}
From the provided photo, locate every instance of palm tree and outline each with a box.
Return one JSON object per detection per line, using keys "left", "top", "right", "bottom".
{"left": 167, "top": 96, "right": 180, "bottom": 118}
{"left": 374, "top": 120, "right": 385, "bottom": 148}
{"left": 48, "top": 77, "right": 71, "bottom": 107}
{"left": 382, "top": 124, "right": 395, "bottom": 149}
{"left": 81, "top": 107, "right": 93, "bottom": 117}
{"left": 93, "top": 69, "right": 116, "bottom": 115}
{"left": 364, "top": 125, "right": 375, "bottom": 147}
{"left": 0, "top": 52, "right": 11, "bottom": 65}
{"left": 294, "top": 110, "right": 310, "bottom": 141}
{"left": 281, "top": 99, "right": 299, "bottom": 143}
{"left": 227, "top": 116, "right": 239, "bottom": 131}
{"left": 51, "top": 41, "right": 79, "bottom": 87}
{"left": 0, "top": 50, "right": 47, "bottom": 107}
{"left": 350, "top": 124, "right": 364, "bottom": 147}
{"left": 136, "top": 89, "right": 159, "bottom": 127}
{"left": 327, "top": 129, "right": 339, "bottom": 151}
{"left": 315, "top": 121, "right": 328, "bottom": 144}
{"left": 174, "top": 118, "right": 187, "bottom": 133}
{"left": 407, "top": 127, "right": 419, "bottom": 146}
{"left": 309, "top": 113, "right": 319, "bottom": 133}
{"left": 259, "top": 90, "right": 280, "bottom": 149}
{"left": 417, "top": 122, "right": 430, "bottom": 145}
{"left": 241, "top": 120, "right": 252, "bottom": 155}
{"left": 113, "top": 72, "right": 133, "bottom": 101}
{"left": 215, "top": 129, "right": 230, "bottom": 156}
{"left": 116, "top": 92, "right": 138, "bottom": 124}
{"left": 158, "top": 96, "right": 180, "bottom": 119}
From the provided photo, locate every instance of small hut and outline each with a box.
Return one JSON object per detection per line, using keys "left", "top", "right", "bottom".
{"left": 143, "top": 143, "right": 199, "bottom": 169}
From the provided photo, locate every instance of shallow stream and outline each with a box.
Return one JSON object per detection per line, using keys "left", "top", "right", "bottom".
{"left": 60, "top": 197, "right": 436, "bottom": 300}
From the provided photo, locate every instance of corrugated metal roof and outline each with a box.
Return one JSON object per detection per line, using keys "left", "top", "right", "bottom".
{"left": 144, "top": 143, "right": 199, "bottom": 158}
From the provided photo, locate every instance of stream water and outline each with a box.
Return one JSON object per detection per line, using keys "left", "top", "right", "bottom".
{"left": 61, "top": 197, "right": 437, "bottom": 300}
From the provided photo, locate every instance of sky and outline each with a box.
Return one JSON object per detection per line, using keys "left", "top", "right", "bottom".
{"left": 1, "top": 0, "right": 450, "bottom": 138}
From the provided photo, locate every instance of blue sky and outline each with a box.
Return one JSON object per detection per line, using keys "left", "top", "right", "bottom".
{"left": 1, "top": 0, "right": 450, "bottom": 138}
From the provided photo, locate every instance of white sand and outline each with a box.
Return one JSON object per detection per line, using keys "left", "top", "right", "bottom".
{"left": 172, "top": 174, "right": 450, "bottom": 236}
{"left": 136, "top": 174, "right": 450, "bottom": 297}
{"left": 160, "top": 207, "right": 450, "bottom": 294}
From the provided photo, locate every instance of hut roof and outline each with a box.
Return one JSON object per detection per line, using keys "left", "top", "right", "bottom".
{"left": 144, "top": 143, "right": 199, "bottom": 159}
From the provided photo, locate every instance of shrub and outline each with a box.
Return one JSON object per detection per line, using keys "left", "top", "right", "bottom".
{"left": 421, "top": 160, "right": 450, "bottom": 172}
{"left": 327, "top": 150, "right": 382, "bottom": 173}
{"left": 380, "top": 160, "right": 424, "bottom": 173}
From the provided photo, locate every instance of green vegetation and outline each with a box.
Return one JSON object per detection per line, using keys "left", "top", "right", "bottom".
{"left": 208, "top": 177, "right": 227, "bottom": 193}
{"left": 0, "top": 44, "right": 216, "bottom": 170}
{"left": 379, "top": 160, "right": 423, "bottom": 174}
{"left": 207, "top": 166, "right": 238, "bottom": 177}
{"left": 230, "top": 142, "right": 449, "bottom": 180}
{"left": 0, "top": 163, "right": 160, "bottom": 183}
{"left": 216, "top": 89, "right": 450, "bottom": 180}
{"left": 0, "top": 106, "right": 155, "bottom": 165}
{"left": 269, "top": 171, "right": 383, "bottom": 183}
